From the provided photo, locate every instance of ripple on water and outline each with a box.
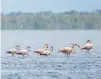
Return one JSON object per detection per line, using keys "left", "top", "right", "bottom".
{"left": 1, "top": 52, "right": 101, "bottom": 79}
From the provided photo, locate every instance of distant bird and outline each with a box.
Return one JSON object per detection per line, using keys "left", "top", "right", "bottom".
{"left": 40, "top": 46, "right": 53, "bottom": 56}
{"left": 80, "top": 40, "right": 93, "bottom": 55}
{"left": 33, "top": 44, "right": 53, "bottom": 56}
{"left": 6, "top": 45, "right": 20, "bottom": 56}
{"left": 34, "top": 49, "right": 45, "bottom": 55}
{"left": 59, "top": 43, "right": 80, "bottom": 58}
{"left": 16, "top": 46, "right": 31, "bottom": 57}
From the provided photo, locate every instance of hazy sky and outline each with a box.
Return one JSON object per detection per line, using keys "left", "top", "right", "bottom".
{"left": 1, "top": 0, "right": 101, "bottom": 13}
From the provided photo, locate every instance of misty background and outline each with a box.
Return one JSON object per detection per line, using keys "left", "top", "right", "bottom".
{"left": 1, "top": 0, "right": 101, "bottom": 30}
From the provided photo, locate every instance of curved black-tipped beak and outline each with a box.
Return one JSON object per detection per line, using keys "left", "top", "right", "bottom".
{"left": 75, "top": 44, "right": 80, "bottom": 48}
{"left": 77, "top": 45, "right": 80, "bottom": 47}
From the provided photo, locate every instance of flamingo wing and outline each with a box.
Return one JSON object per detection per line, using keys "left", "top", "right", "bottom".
{"left": 34, "top": 49, "right": 45, "bottom": 54}
{"left": 7, "top": 49, "right": 17, "bottom": 53}
{"left": 16, "top": 49, "right": 28, "bottom": 54}
{"left": 81, "top": 43, "right": 93, "bottom": 50}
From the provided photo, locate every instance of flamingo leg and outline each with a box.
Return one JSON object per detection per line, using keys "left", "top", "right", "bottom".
{"left": 86, "top": 50, "right": 88, "bottom": 56}
{"left": 67, "top": 54, "right": 70, "bottom": 59}
{"left": 86, "top": 50, "right": 90, "bottom": 56}
{"left": 40, "top": 54, "right": 42, "bottom": 56}
{"left": 22, "top": 54, "right": 25, "bottom": 59}
{"left": 88, "top": 50, "right": 90, "bottom": 56}
{"left": 65, "top": 53, "right": 67, "bottom": 56}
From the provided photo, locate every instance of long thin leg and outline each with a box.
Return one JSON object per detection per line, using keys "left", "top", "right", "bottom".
{"left": 64, "top": 53, "right": 66, "bottom": 56}
{"left": 12, "top": 53, "right": 14, "bottom": 56}
{"left": 22, "top": 54, "right": 25, "bottom": 59}
{"left": 67, "top": 54, "right": 69, "bottom": 59}
{"left": 88, "top": 50, "right": 90, "bottom": 56}
{"left": 86, "top": 50, "right": 88, "bottom": 56}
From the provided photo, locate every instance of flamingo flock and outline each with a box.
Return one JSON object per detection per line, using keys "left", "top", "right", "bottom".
{"left": 6, "top": 40, "right": 94, "bottom": 57}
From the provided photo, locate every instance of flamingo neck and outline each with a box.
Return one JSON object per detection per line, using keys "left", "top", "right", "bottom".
{"left": 71, "top": 45, "right": 75, "bottom": 48}
{"left": 51, "top": 46, "right": 53, "bottom": 52}
{"left": 27, "top": 46, "right": 30, "bottom": 51}
{"left": 44, "top": 44, "right": 48, "bottom": 49}
{"left": 86, "top": 40, "right": 91, "bottom": 43}
{"left": 16, "top": 46, "right": 20, "bottom": 50}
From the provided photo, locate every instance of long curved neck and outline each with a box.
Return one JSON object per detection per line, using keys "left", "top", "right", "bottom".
{"left": 71, "top": 44, "right": 76, "bottom": 51}
{"left": 50, "top": 46, "right": 53, "bottom": 52}
{"left": 27, "top": 46, "right": 30, "bottom": 51}
{"left": 71, "top": 45, "right": 76, "bottom": 53}
{"left": 16, "top": 46, "right": 20, "bottom": 50}
{"left": 71, "top": 44, "right": 75, "bottom": 48}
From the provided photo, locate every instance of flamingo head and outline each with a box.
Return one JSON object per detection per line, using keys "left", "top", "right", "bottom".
{"left": 44, "top": 43, "right": 49, "bottom": 48}
{"left": 70, "top": 43, "right": 80, "bottom": 48}
{"left": 74, "top": 44, "right": 80, "bottom": 47}
{"left": 16, "top": 45, "right": 20, "bottom": 50}
{"left": 27, "top": 46, "right": 31, "bottom": 51}
{"left": 86, "top": 40, "right": 91, "bottom": 43}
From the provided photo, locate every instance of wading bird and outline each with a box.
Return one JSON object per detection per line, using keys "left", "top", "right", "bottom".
{"left": 40, "top": 46, "right": 53, "bottom": 56}
{"left": 80, "top": 40, "right": 93, "bottom": 56}
{"left": 33, "top": 44, "right": 53, "bottom": 56}
{"left": 59, "top": 43, "right": 80, "bottom": 58}
{"left": 16, "top": 46, "right": 31, "bottom": 57}
{"left": 6, "top": 45, "right": 20, "bottom": 56}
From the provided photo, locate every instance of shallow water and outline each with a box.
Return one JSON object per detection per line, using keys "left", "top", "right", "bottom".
{"left": 1, "top": 30, "right": 101, "bottom": 79}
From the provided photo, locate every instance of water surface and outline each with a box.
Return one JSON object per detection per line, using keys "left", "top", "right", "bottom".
{"left": 1, "top": 30, "right": 101, "bottom": 79}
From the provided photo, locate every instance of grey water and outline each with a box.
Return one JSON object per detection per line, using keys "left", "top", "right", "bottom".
{"left": 1, "top": 30, "right": 101, "bottom": 79}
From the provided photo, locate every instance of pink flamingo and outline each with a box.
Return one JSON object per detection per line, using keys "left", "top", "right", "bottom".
{"left": 33, "top": 44, "right": 53, "bottom": 56}
{"left": 81, "top": 40, "right": 93, "bottom": 55}
{"left": 6, "top": 45, "right": 20, "bottom": 56}
{"left": 59, "top": 43, "right": 80, "bottom": 58}
{"left": 16, "top": 46, "right": 31, "bottom": 57}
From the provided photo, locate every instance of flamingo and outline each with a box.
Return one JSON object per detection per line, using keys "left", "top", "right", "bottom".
{"left": 59, "top": 43, "right": 80, "bottom": 58}
{"left": 80, "top": 40, "right": 93, "bottom": 56}
{"left": 40, "top": 46, "right": 53, "bottom": 56}
{"left": 33, "top": 44, "right": 53, "bottom": 56}
{"left": 6, "top": 45, "right": 20, "bottom": 56}
{"left": 16, "top": 46, "right": 31, "bottom": 57}
{"left": 34, "top": 48, "right": 45, "bottom": 55}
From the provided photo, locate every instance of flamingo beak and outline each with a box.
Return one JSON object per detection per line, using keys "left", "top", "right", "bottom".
{"left": 74, "top": 44, "right": 80, "bottom": 47}
{"left": 76, "top": 45, "right": 80, "bottom": 47}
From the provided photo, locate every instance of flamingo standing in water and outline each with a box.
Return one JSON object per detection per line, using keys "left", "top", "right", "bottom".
{"left": 33, "top": 44, "right": 53, "bottom": 56}
{"left": 40, "top": 46, "right": 53, "bottom": 56}
{"left": 16, "top": 46, "right": 31, "bottom": 57}
{"left": 6, "top": 45, "right": 20, "bottom": 56}
{"left": 80, "top": 40, "right": 93, "bottom": 56}
{"left": 59, "top": 43, "right": 80, "bottom": 58}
